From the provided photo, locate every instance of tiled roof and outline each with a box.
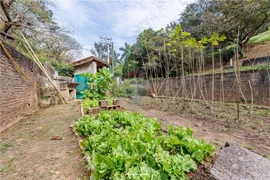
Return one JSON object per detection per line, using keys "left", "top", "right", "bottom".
{"left": 72, "top": 56, "right": 109, "bottom": 67}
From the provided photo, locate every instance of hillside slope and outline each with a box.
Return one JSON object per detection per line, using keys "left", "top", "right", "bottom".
{"left": 245, "top": 41, "right": 270, "bottom": 59}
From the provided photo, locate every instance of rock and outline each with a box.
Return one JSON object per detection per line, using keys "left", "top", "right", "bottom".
{"left": 224, "top": 142, "right": 230, "bottom": 147}
{"left": 211, "top": 143, "right": 270, "bottom": 180}
{"left": 39, "top": 100, "right": 51, "bottom": 108}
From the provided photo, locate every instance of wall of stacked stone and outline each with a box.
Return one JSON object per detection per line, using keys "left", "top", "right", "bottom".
{"left": 0, "top": 41, "right": 49, "bottom": 133}
{"left": 142, "top": 69, "right": 270, "bottom": 106}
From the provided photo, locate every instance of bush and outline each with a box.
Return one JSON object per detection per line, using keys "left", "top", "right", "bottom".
{"left": 82, "top": 99, "right": 99, "bottom": 109}
{"left": 81, "top": 68, "right": 113, "bottom": 100}
{"left": 222, "top": 46, "right": 235, "bottom": 64}
{"left": 114, "top": 64, "right": 123, "bottom": 77}
{"left": 82, "top": 98, "right": 114, "bottom": 112}
{"left": 111, "top": 80, "right": 137, "bottom": 98}
{"left": 51, "top": 61, "right": 74, "bottom": 77}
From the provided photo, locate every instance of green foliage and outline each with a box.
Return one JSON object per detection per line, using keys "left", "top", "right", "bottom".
{"left": 119, "top": 43, "right": 132, "bottom": 63}
{"left": 0, "top": 166, "right": 4, "bottom": 173}
{"left": 120, "top": 25, "right": 228, "bottom": 78}
{"left": 111, "top": 80, "right": 137, "bottom": 98}
{"left": 82, "top": 99, "right": 99, "bottom": 109}
{"left": 114, "top": 64, "right": 123, "bottom": 77}
{"left": 82, "top": 98, "right": 113, "bottom": 112}
{"left": 161, "top": 126, "right": 215, "bottom": 163}
{"left": 193, "top": 62, "right": 270, "bottom": 76}
{"left": 240, "top": 63, "right": 270, "bottom": 71}
{"left": 222, "top": 45, "right": 235, "bottom": 62}
{"left": 5, "top": 0, "right": 82, "bottom": 63}
{"left": 180, "top": 0, "right": 270, "bottom": 49}
{"left": 249, "top": 30, "right": 270, "bottom": 44}
{"left": 81, "top": 68, "right": 113, "bottom": 100}
{"left": 51, "top": 61, "right": 74, "bottom": 77}
{"left": 74, "top": 111, "right": 215, "bottom": 179}
{"left": 208, "top": 33, "right": 226, "bottom": 47}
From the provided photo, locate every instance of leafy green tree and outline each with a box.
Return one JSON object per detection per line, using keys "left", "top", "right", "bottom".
{"left": 51, "top": 61, "right": 74, "bottom": 77}
{"left": 113, "top": 64, "right": 123, "bottom": 77}
{"left": 179, "top": 0, "right": 270, "bottom": 57}
{"left": 119, "top": 42, "right": 131, "bottom": 63}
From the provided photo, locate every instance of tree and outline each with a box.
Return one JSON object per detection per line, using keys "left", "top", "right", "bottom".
{"left": 179, "top": 0, "right": 270, "bottom": 57}
{"left": 90, "top": 42, "right": 108, "bottom": 61}
{"left": 119, "top": 42, "right": 131, "bottom": 63}
{"left": 114, "top": 64, "right": 123, "bottom": 77}
{"left": 0, "top": 0, "right": 83, "bottom": 65}
{"left": 0, "top": 0, "right": 54, "bottom": 33}
{"left": 41, "top": 32, "right": 82, "bottom": 63}
{"left": 90, "top": 41, "right": 119, "bottom": 65}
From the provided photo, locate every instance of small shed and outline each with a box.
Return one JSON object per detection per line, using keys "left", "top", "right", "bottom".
{"left": 72, "top": 56, "right": 109, "bottom": 99}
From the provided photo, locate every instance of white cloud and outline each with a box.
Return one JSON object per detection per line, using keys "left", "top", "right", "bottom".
{"left": 112, "top": 0, "right": 195, "bottom": 37}
{"left": 51, "top": 0, "right": 194, "bottom": 60}
{"left": 53, "top": 0, "right": 96, "bottom": 28}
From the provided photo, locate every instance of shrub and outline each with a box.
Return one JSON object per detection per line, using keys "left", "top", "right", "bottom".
{"left": 51, "top": 61, "right": 74, "bottom": 77}
{"left": 81, "top": 68, "right": 113, "bottom": 100}
{"left": 111, "top": 80, "right": 137, "bottom": 98}
{"left": 222, "top": 46, "right": 235, "bottom": 64}
{"left": 82, "top": 99, "right": 99, "bottom": 109}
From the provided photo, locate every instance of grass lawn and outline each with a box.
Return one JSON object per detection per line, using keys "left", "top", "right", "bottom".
{"left": 249, "top": 30, "right": 270, "bottom": 44}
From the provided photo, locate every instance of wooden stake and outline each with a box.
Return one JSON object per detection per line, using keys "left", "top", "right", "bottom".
{"left": 20, "top": 33, "right": 67, "bottom": 104}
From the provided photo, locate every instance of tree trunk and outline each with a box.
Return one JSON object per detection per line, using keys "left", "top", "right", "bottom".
{"left": 238, "top": 42, "right": 245, "bottom": 59}
{"left": 0, "top": 4, "right": 7, "bottom": 31}
{"left": 0, "top": 1, "right": 13, "bottom": 33}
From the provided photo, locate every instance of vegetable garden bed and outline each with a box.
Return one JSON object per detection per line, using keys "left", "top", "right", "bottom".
{"left": 72, "top": 110, "right": 216, "bottom": 179}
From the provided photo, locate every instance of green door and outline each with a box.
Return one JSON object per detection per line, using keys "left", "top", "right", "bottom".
{"left": 74, "top": 74, "right": 87, "bottom": 99}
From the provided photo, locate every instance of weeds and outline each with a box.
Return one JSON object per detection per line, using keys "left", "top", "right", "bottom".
{"left": 135, "top": 97, "right": 270, "bottom": 129}
{"left": 0, "top": 140, "right": 16, "bottom": 155}
{"left": 253, "top": 110, "right": 269, "bottom": 116}
{"left": 0, "top": 166, "right": 4, "bottom": 173}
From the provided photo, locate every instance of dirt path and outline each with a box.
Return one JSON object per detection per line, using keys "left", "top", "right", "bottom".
{"left": 121, "top": 99, "right": 234, "bottom": 146}
{"left": 0, "top": 101, "right": 89, "bottom": 180}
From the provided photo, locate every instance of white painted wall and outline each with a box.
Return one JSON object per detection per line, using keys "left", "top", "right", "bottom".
{"left": 74, "top": 61, "right": 97, "bottom": 75}
{"left": 89, "top": 61, "right": 97, "bottom": 74}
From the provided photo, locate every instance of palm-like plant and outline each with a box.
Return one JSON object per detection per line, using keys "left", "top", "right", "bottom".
{"left": 119, "top": 42, "right": 131, "bottom": 63}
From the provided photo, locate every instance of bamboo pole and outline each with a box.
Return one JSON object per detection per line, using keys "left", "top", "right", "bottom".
{"left": 20, "top": 33, "right": 67, "bottom": 104}
{"left": 248, "top": 80, "right": 253, "bottom": 115}
{"left": 23, "top": 43, "right": 66, "bottom": 104}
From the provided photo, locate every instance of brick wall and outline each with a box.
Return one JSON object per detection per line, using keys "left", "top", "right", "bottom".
{"left": 0, "top": 41, "right": 47, "bottom": 133}
{"left": 143, "top": 69, "right": 270, "bottom": 106}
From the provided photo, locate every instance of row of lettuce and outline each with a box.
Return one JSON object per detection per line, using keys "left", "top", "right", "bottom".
{"left": 74, "top": 111, "right": 215, "bottom": 179}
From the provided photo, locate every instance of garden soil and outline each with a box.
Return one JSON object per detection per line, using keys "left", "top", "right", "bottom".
{"left": 121, "top": 97, "right": 270, "bottom": 157}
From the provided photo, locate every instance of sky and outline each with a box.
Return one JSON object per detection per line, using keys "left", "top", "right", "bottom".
{"left": 52, "top": 0, "right": 194, "bottom": 60}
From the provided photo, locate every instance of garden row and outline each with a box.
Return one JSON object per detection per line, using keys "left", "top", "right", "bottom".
{"left": 74, "top": 110, "right": 215, "bottom": 179}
